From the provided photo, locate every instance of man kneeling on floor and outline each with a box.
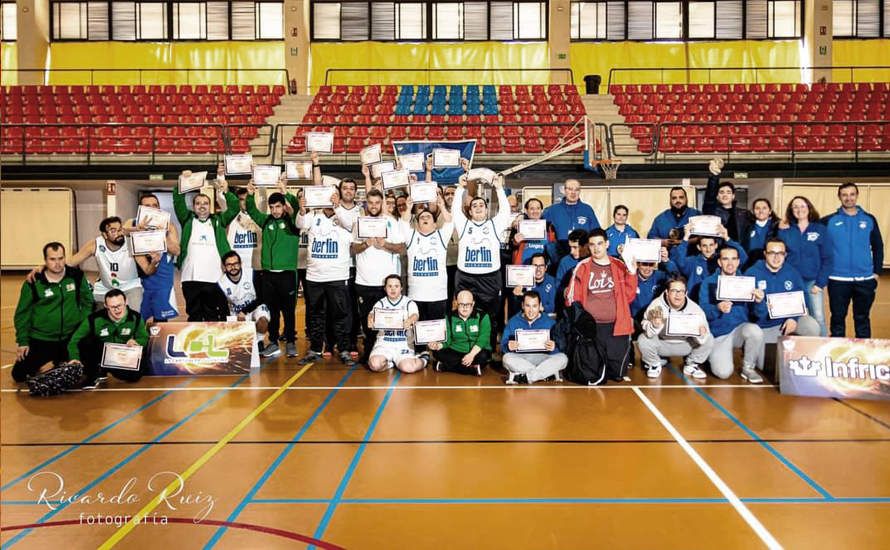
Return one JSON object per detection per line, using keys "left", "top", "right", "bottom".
{"left": 427, "top": 290, "right": 492, "bottom": 376}
{"left": 367, "top": 275, "right": 427, "bottom": 374}
{"left": 67, "top": 289, "right": 149, "bottom": 388}
{"left": 502, "top": 290, "right": 568, "bottom": 385}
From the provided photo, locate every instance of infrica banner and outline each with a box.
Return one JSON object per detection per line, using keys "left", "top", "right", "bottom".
{"left": 778, "top": 336, "right": 890, "bottom": 401}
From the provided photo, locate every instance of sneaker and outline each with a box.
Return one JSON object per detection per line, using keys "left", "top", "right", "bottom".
{"left": 339, "top": 351, "right": 356, "bottom": 367}
{"left": 261, "top": 343, "right": 281, "bottom": 359}
{"left": 299, "top": 350, "right": 322, "bottom": 365}
{"left": 286, "top": 342, "right": 298, "bottom": 357}
{"left": 740, "top": 366, "right": 764, "bottom": 384}
{"left": 258, "top": 341, "right": 266, "bottom": 355}
{"left": 683, "top": 363, "right": 708, "bottom": 380}
{"left": 81, "top": 378, "right": 102, "bottom": 390}
{"left": 505, "top": 373, "right": 529, "bottom": 385}
{"left": 646, "top": 364, "right": 662, "bottom": 379}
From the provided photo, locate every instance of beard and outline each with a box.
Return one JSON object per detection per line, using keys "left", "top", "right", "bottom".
{"left": 111, "top": 235, "right": 126, "bottom": 246}
{"left": 670, "top": 204, "right": 687, "bottom": 217}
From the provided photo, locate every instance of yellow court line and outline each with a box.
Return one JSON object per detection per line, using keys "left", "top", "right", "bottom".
{"left": 96, "top": 363, "right": 314, "bottom": 549}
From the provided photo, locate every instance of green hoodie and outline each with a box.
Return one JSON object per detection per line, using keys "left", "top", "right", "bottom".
{"left": 442, "top": 310, "right": 492, "bottom": 353}
{"left": 14, "top": 267, "right": 93, "bottom": 346}
{"left": 67, "top": 307, "right": 149, "bottom": 361}
{"left": 173, "top": 186, "right": 240, "bottom": 269}
{"left": 246, "top": 192, "right": 300, "bottom": 270}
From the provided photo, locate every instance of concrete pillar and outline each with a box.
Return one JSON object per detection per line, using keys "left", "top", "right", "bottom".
{"left": 283, "top": 0, "right": 311, "bottom": 94}
{"left": 804, "top": 0, "right": 833, "bottom": 83}
{"left": 548, "top": 0, "right": 571, "bottom": 85}
{"left": 16, "top": 0, "right": 50, "bottom": 85}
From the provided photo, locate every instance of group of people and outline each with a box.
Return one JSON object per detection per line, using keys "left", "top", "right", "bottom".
{"left": 12, "top": 156, "right": 883, "bottom": 389}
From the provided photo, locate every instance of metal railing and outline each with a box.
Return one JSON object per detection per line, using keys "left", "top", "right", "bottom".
{"left": 607, "top": 66, "right": 890, "bottom": 89}
{"left": 1, "top": 68, "right": 291, "bottom": 90}
{"left": 322, "top": 68, "right": 576, "bottom": 91}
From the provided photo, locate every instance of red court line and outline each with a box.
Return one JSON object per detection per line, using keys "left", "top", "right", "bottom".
{"left": 0, "top": 517, "right": 345, "bottom": 549}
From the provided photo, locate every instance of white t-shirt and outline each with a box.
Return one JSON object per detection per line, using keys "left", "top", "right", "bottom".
{"left": 93, "top": 236, "right": 141, "bottom": 298}
{"left": 353, "top": 215, "right": 405, "bottom": 287}
{"left": 453, "top": 185, "right": 512, "bottom": 274}
{"left": 335, "top": 203, "right": 362, "bottom": 231}
{"left": 372, "top": 295, "right": 419, "bottom": 349}
{"left": 181, "top": 218, "right": 223, "bottom": 283}
{"left": 298, "top": 211, "right": 353, "bottom": 282}
{"left": 406, "top": 223, "right": 452, "bottom": 302}
{"left": 227, "top": 211, "right": 262, "bottom": 271}
{"left": 217, "top": 266, "right": 261, "bottom": 315}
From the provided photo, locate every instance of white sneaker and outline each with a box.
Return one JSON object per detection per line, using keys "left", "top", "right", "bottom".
{"left": 646, "top": 365, "right": 662, "bottom": 379}
{"left": 683, "top": 364, "right": 708, "bottom": 380}
{"left": 740, "top": 367, "right": 764, "bottom": 384}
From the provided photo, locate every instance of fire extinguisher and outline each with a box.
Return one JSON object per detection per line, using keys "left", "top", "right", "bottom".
{"left": 289, "top": 78, "right": 298, "bottom": 95}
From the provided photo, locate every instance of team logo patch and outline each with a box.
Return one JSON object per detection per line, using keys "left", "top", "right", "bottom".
{"left": 44, "top": 289, "right": 54, "bottom": 297}
{"left": 784, "top": 281, "right": 793, "bottom": 291}
{"left": 578, "top": 217, "right": 588, "bottom": 225}
{"left": 150, "top": 325, "right": 161, "bottom": 336}
{"left": 122, "top": 328, "right": 131, "bottom": 336}
{"left": 806, "top": 232, "right": 819, "bottom": 242}
{"left": 696, "top": 266, "right": 703, "bottom": 276}
{"left": 469, "top": 325, "right": 479, "bottom": 332}
{"left": 750, "top": 230, "right": 757, "bottom": 237}
{"left": 99, "top": 328, "right": 110, "bottom": 337}
{"left": 66, "top": 283, "right": 75, "bottom": 291}
{"left": 279, "top": 222, "right": 285, "bottom": 229}
{"left": 454, "top": 325, "right": 463, "bottom": 332}
{"left": 859, "top": 221, "right": 867, "bottom": 229}
{"left": 98, "top": 245, "right": 106, "bottom": 252}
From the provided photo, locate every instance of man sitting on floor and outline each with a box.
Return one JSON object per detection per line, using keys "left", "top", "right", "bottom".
{"left": 427, "top": 289, "right": 492, "bottom": 376}
{"left": 502, "top": 290, "right": 568, "bottom": 385}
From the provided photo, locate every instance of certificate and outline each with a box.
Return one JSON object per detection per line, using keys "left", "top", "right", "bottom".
{"left": 136, "top": 205, "right": 170, "bottom": 230}
{"left": 623, "top": 238, "right": 662, "bottom": 264}
{"left": 360, "top": 143, "right": 382, "bottom": 165}
{"left": 506, "top": 264, "right": 536, "bottom": 288}
{"left": 178, "top": 171, "right": 208, "bottom": 193}
{"left": 399, "top": 152, "right": 425, "bottom": 172}
{"left": 518, "top": 219, "right": 546, "bottom": 240}
{"left": 357, "top": 216, "right": 388, "bottom": 239}
{"left": 381, "top": 169, "right": 410, "bottom": 190}
{"left": 373, "top": 308, "right": 404, "bottom": 330}
{"left": 370, "top": 161, "right": 396, "bottom": 179}
{"left": 515, "top": 329, "right": 550, "bottom": 352}
{"left": 716, "top": 275, "right": 756, "bottom": 302}
{"left": 688, "top": 215, "right": 722, "bottom": 237}
{"left": 767, "top": 291, "right": 807, "bottom": 319}
{"left": 130, "top": 230, "right": 167, "bottom": 255}
{"left": 321, "top": 175, "right": 341, "bottom": 187}
{"left": 410, "top": 182, "right": 438, "bottom": 204}
{"left": 285, "top": 161, "right": 313, "bottom": 180}
{"left": 224, "top": 154, "right": 253, "bottom": 175}
{"left": 253, "top": 164, "right": 281, "bottom": 187}
{"left": 304, "top": 186, "right": 335, "bottom": 209}
{"left": 101, "top": 343, "right": 142, "bottom": 371}
{"left": 432, "top": 148, "right": 461, "bottom": 168}
{"left": 467, "top": 167, "right": 496, "bottom": 184}
{"left": 306, "top": 132, "right": 334, "bottom": 153}
{"left": 414, "top": 319, "right": 446, "bottom": 344}
{"left": 666, "top": 312, "right": 702, "bottom": 337}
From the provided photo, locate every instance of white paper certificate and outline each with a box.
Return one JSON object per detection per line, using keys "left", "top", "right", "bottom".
{"left": 432, "top": 148, "right": 461, "bottom": 168}
{"left": 178, "top": 171, "right": 208, "bottom": 193}
{"left": 767, "top": 291, "right": 807, "bottom": 319}
{"left": 519, "top": 219, "right": 546, "bottom": 240}
{"left": 381, "top": 169, "right": 410, "bottom": 190}
{"left": 506, "top": 265, "right": 536, "bottom": 288}
{"left": 370, "top": 161, "right": 396, "bottom": 179}
{"left": 304, "top": 186, "right": 335, "bottom": 209}
{"left": 130, "top": 230, "right": 167, "bottom": 255}
{"left": 515, "top": 329, "right": 549, "bottom": 352}
{"left": 360, "top": 143, "right": 382, "bottom": 165}
{"left": 286, "top": 161, "right": 313, "bottom": 180}
{"left": 716, "top": 276, "right": 756, "bottom": 302}
{"left": 224, "top": 154, "right": 253, "bottom": 175}
{"left": 321, "top": 175, "right": 341, "bottom": 187}
{"left": 306, "top": 132, "right": 334, "bottom": 153}
{"left": 623, "top": 238, "right": 662, "bottom": 263}
{"left": 400, "top": 152, "right": 425, "bottom": 172}
{"left": 688, "top": 215, "right": 722, "bottom": 237}
{"left": 410, "top": 182, "right": 438, "bottom": 203}
{"left": 101, "top": 343, "right": 142, "bottom": 371}
{"left": 253, "top": 164, "right": 281, "bottom": 187}
{"left": 136, "top": 205, "right": 170, "bottom": 230}
{"left": 666, "top": 312, "right": 702, "bottom": 337}
{"left": 373, "top": 308, "right": 404, "bottom": 330}
{"left": 414, "top": 319, "right": 446, "bottom": 344}
{"left": 467, "top": 167, "right": 496, "bottom": 184}
{"left": 357, "top": 216, "right": 388, "bottom": 239}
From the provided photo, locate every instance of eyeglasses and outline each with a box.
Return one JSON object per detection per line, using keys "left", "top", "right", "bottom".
{"left": 667, "top": 289, "right": 686, "bottom": 294}
{"left": 457, "top": 302, "right": 474, "bottom": 307}
{"left": 765, "top": 251, "right": 787, "bottom": 257}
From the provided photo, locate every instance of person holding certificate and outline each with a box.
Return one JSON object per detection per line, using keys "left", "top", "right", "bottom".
{"left": 508, "top": 253, "right": 558, "bottom": 318}
{"left": 646, "top": 187, "right": 701, "bottom": 247}
{"left": 501, "top": 291, "right": 568, "bottom": 385}
{"left": 671, "top": 226, "right": 747, "bottom": 299}
{"left": 605, "top": 205, "right": 640, "bottom": 258}
{"left": 217, "top": 251, "right": 271, "bottom": 356}
{"left": 630, "top": 247, "right": 676, "bottom": 322}
{"left": 366, "top": 275, "right": 427, "bottom": 373}
{"left": 510, "top": 197, "right": 554, "bottom": 265}
{"left": 701, "top": 158, "right": 751, "bottom": 244}
{"left": 698, "top": 246, "right": 765, "bottom": 383}
{"left": 227, "top": 187, "right": 263, "bottom": 271}
{"left": 427, "top": 290, "right": 492, "bottom": 376}
{"left": 66, "top": 289, "right": 149, "bottom": 388}
{"left": 638, "top": 276, "right": 713, "bottom": 380}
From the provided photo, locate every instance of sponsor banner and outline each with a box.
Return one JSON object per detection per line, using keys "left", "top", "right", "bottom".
{"left": 778, "top": 336, "right": 890, "bottom": 401}
{"left": 147, "top": 322, "right": 259, "bottom": 375}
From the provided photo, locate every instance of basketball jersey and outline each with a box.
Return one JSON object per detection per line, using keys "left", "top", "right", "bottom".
{"left": 353, "top": 215, "right": 404, "bottom": 287}
{"left": 93, "top": 236, "right": 141, "bottom": 297}
{"left": 227, "top": 211, "right": 262, "bottom": 270}
{"left": 217, "top": 266, "right": 260, "bottom": 315}
{"left": 406, "top": 224, "right": 452, "bottom": 302}
{"left": 372, "top": 295, "right": 419, "bottom": 348}
{"left": 453, "top": 185, "right": 512, "bottom": 275}
{"left": 335, "top": 204, "right": 362, "bottom": 232}
{"left": 300, "top": 211, "right": 353, "bottom": 282}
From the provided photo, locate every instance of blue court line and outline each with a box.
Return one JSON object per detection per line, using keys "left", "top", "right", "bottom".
{"left": 1, "top": 375, "right": 248, "bottom": 549}
{"left": 1, "top": 379, "right": 192, "bottom": 492}
{"left": 667, "top": 365, "right": 834, "bottom": 500}
{"left": 311, "top": 372, "right": 402, "bottom": 545}
{"left": 202, "top": 366, "right": 358, "bottom": 549}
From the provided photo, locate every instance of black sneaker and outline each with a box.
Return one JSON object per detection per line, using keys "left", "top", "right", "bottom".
{"left": 299, "top": 351, "right": 322, "bottom": 365}
{"left": 505, "top": 373, "right": 529, "bottom": 385}
{"left": 339, "top": 351, "right": 356, "bottom": 367}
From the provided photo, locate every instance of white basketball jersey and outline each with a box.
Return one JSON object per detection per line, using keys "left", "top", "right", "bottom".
{"left": 227, "top": 211, "right": 262, "bottom": 270}
{"left": 406, "top": 224, "right": 452, "bottom": 302}
{"left": 457, "top": 219, "right": 503, "bottom": 274}
{"left": 93, "top": 236, "right": 141, "bottom": 296}
{"left": 300, "top": 212, "right": 353, "bottom": 282}
{"left": 217, "top": 266, "right": 260, "bottom": 314}
{"left": 372, "top": 295, "right": 419, "bottom": 349}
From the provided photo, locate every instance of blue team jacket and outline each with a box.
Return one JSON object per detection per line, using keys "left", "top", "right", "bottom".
{"left": 606, "top": 224, "right": 640, "bottom": 257}
{"left": 698, "top": 271, "right": 753, "bottom": 337}
{"left": 744, "top": 260, "right": 806, "bottom": 328}
{"left": 542, "top": 199, "right": 601, "bottom": 241}
{"left": 501, "top": 313, "right": 559, "bottom": 354}
{"left": 532, "top": 274, "right": 558, "bottom": 315}
{"left": 647, "top": 207, "right": 701, "bottom": 240}
{"left": 821, "top": 206, "right": 884, "bottom": 280}
{"left": 631, "top": 269, "right": 670, "bottom": 318}
{"left": 672, "top": 239, "right": 747, "bottom": 297}
{"left": 777, "top": 222, "right": 831, "bottom": 286}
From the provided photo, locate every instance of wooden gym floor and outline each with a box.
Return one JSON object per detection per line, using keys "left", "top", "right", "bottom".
{"left": 1, "top": 273, "right": 889, "bottom": 549}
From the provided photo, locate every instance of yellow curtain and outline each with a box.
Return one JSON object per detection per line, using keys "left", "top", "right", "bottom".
{"left": 832, "top": 39, "right": 890, "bottom": 82}
{"left": 1, "top": 43, "right": 17, "bottom": 85}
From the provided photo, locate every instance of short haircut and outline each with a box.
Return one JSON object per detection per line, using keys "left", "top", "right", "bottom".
{"left": 193, "top": 193, "right": 211, "bottom": 206}
{"left": 669, "top": 186, "right": 687, "bottom": 196}
{"left": 139, "top": 193, "right": 160, "bottom": 205}
{"left": 837, "top": 182, "right": 858, "bottom": 196}
{"left": 717, "top": 181, "right": 735, "bottom": 193}
{"left": 221, "top": 250, "right": 241, "bottom": 265}
{"left": 234, "top": 187, "right": 248, "bottom": 198}
{"left": 567, "top": 229, "right": 588, "bottom": 246}
{"left": 588, "top": 228, "right": 608, "bottom": 242}
{"left": 523, "top": 290, "right": 542, "bottom": 304}
{"left": 717, "top": 245, "right": 740, "bottom": 259}
{"left": 783, "top": 195, "right": 820, "bottom": 224}
{"left": 267, "top": 192, "right": 286, "bottom": 206}
{"left": 99, "top": 216, "right": 122, "bottom": 233}
{"left": 43, "top": 241, "right": 65, "bottom": 259}
{"left": 524, "top": 197, "right": 544, "bottom": 210}
{"left": 339, "top": 178, "right": 357, "bottom": 193}
{"left": 764, "top": 237, "right": 786, "bottom": 251}
{"left": 104, "top": 288, "right": 126, "bottom": 303}
{"left": 666, "top": 274, "right": 687, "bottom": 290}
{"left": 612, "top": 204, "right": 628, "bottom": 216}
{"left": 529, "top": 252, "right": 547, "bottom": 265}
{"left": 367, "top": 188, "right": 384, "bottom": 201}
{"left": 383, "top": 273, "right": 402, "bottom": 287}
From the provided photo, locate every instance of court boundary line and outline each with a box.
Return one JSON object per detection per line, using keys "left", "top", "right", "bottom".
{"left": 632, "top": 387, "right": 782, "bottom": 550}
{"left": 832, "top": 398, "right": 890, "bottom": 431}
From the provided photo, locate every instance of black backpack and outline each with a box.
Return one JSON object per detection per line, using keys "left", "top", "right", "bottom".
{"left": 561, "top": 304, "right": 609, "bottom": 386}
{"left": 27, "top": 362, "right": 84, "bottom": 397}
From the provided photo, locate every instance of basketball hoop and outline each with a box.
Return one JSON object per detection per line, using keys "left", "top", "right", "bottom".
{"left": 597, "top": 159, "right": 621, "bottom": 180}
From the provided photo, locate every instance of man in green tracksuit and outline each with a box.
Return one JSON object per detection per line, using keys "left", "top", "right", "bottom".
{"left": 245, "top": 180, "right": 301, "bottom": 358}
{"left": 428, "top": 289, "right": 492, "bottom": 376}
{"left": 12, "top": 242, "right": 93, "bottom": 382}
{"left": 67, "top": 289, "right": 149, "bottom": 387}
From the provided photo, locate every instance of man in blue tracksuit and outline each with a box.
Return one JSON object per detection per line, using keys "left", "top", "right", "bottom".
{"left": 501, "top": 290, "right": 568, "bottom": 385}
{"left": 631, "top": 247, "right": 678, "bottom": 322}
{"left": 671, "top": 230, "right": 747, "bottom": 300}
{"left": 542, "top": 179, "right": 600, "bottom": 263}
{"left": 647, "top": 187, "right": 701, "bottom": 245}
{"left": 821, "top": 182, "right": 884, "bottom": 338}
{"left": 508, "top": 253, "right": 558, "bottom": 318}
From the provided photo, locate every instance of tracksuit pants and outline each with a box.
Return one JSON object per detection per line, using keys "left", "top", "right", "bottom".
{"left": 355, "top": 284, "right": 386, "bottom": 360}
{"left": 637, "top": 332, "right": 714, "bottom": 368}
{"left": 707, "top": 323, "right": 763, "bottom": 379}
{"left": 503, "top": 352, "right": 569, "bottom": 382}
{"left": 182, "top": 281, "right": 227, "bottom": 322}
{"left": 305, "top": 279, "right": 352, "bottom": 354}
{"left": 263, "top": 270, "right": 297, "bottom": 343}
{"left": 828, "top": 279, "right": 878, "bottom": 338}
{"left": 11, "top": 338, "right": 70, "bottom": 382}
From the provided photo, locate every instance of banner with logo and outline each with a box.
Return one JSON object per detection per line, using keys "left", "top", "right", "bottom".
{"left": 146, "top": 322, "right": 259, "bottom": 375}
{"left": 392, "top": 140, "right": 476, "bottom": 184}
{"left": 778, "top": 336, "right": 890, "bottom": 401}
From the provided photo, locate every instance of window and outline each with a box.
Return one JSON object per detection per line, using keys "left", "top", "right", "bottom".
{"left": 745, "top": 0, "right": 801, "bottom": 38}
{"left": 833, "top": 0, "right": 879, "bottom": 38}
{"left": 513, "top": 1, "right": 545, "bottom": 39}
{"left": 433, "top": 2, "right": 463, "bottom": 39}
{"left": 626, "top": 0, "right": 682, "bottom": 40}
{"left": 1, "top": 0, "right": 16, "bottom": 41}
{"left": 570, "top": 1, "right": 625, "bottom": 39}
{"left": 174, "top": 2, "right": 207, "bottom": 39}
{"left": 688, "top": 0, "right": 742, "bottom": 39}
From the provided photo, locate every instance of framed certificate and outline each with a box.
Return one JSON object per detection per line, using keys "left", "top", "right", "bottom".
{"left": 370, "top": 161, "right": 396, "bottom": 179}
{"left": 373, "top": 308, "right": 404, "bottom": 330}
{"left": 321, "top": 175, "right": 341, "bottom": 187}
{"left": 399, "top": 152, "right": 425, "bottom": 172}
{"left": 178, "top": 171, "right": 208, "bottom": 193}
{"left": 253, "top": 164, "right": 281, "bottom": 187}
{"left": 716, "top": 275, "right": 756, "bottom": 302}
{"left": 381, "top": 169, "right": 410, "bottom": 190}
{"left": 130, "top": 230, "right": 167, "bottom": 255}
{"left": 285, "top": 161, "right": 313, "bottom": 180}
{"left": 136, "top": 205, "right": 170, "bottom": 231}
{"left": 767, "top": 291, "right": 807, "bottom": 319}
{"left": 410, "top": 182, "right": 438, "bottom": 204}
{"left": 101, "top": 343, "right": 142, "bottom": 371}
{"left": 306, "top": 132, "right": 334, "bottom": 153}
{"left": 506, "top": 264, "right": 536, "bottom": 288}
{"left": 515, "top": 329, "right": 549, "bottom": 352}
{"left": 414, "top": 319, "right": 446, "bottom": 344}
{"left": 623, "top": 238, "right": 661, "bottom": 263}
{"left": 360, "top": 143, "right": 382, "bottom": 165}
{"left": 518, "top": 219, "right": 546, "bottom": 240}
{"left": 666, "top": 312, "right": 702, "bottom": 337}
{"left": 432, "top": 148, "right": 461, "bottom": 168}
{"left": 357, "top": 216, "right": 388, "bottom": 239}
{"left": 688, "top": 215, "right": 722, "bottom": 237}
{"left": 304, "top": 186, "right": 335, "bottom": 209}
{"left": 467, "top": 167, "right": 496, "bottom": 184}
{"left": 224, "top": 154, "right": 253, "bottom": 175}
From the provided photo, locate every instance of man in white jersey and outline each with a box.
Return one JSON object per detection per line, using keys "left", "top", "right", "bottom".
{"left": 217, "top": 251, "right": 270, "bottom": 353}
{"left": 367, "top": 274, "right": 427, "bottom": 373}
{"left": 334, "top": 176, "right": 363, "bottom": 355}
{"left": 404, "top": 195, "right": 453, "bottom": 335}
{"left": 228, "top": 187, "right": 263, "bottom": 270}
